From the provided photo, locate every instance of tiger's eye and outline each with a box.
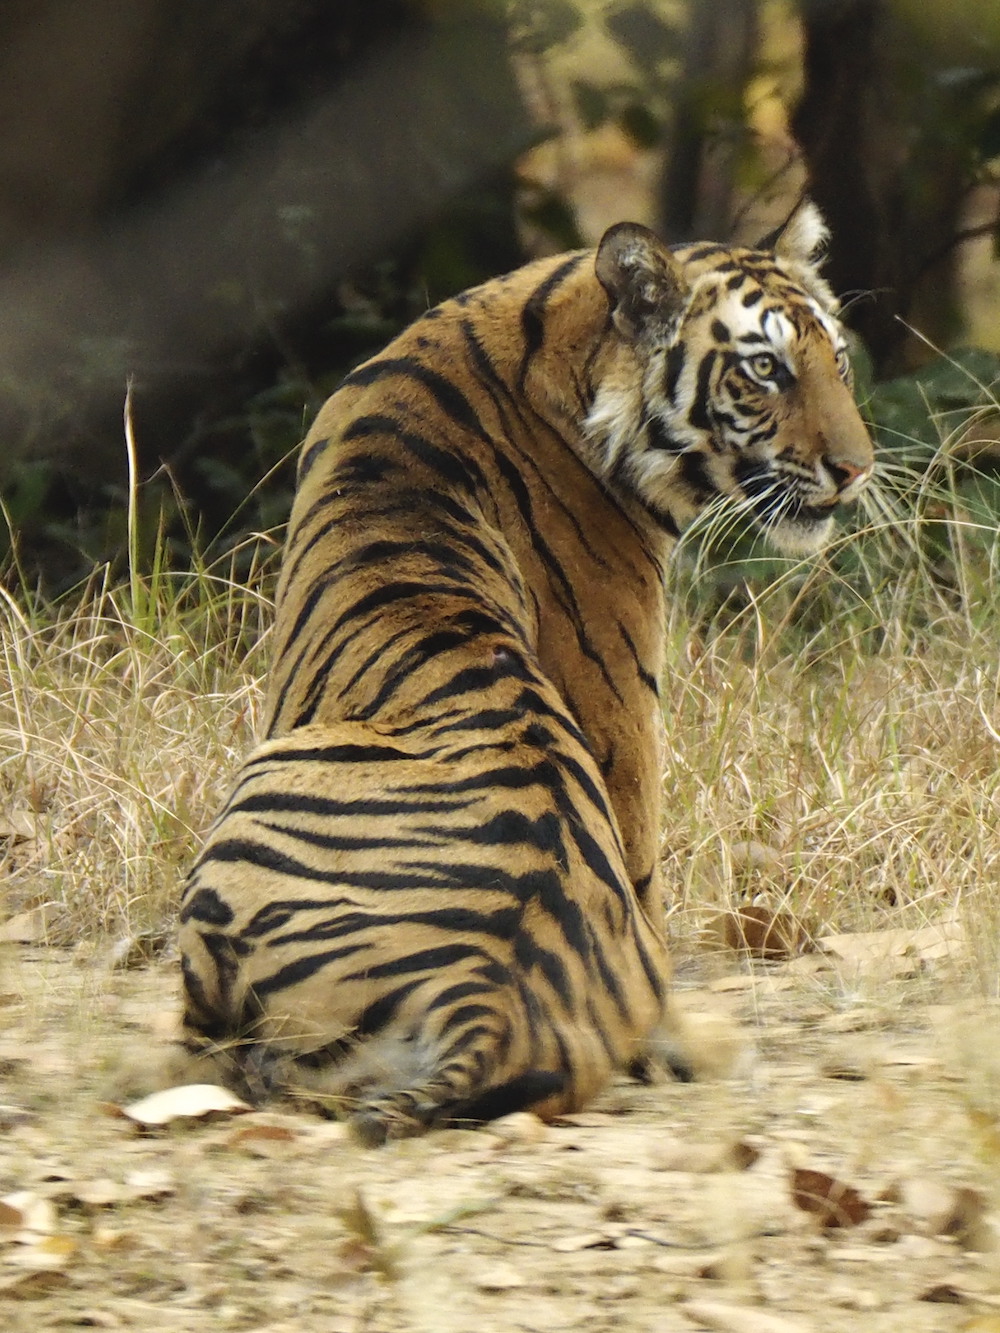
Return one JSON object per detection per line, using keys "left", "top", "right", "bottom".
{"left": 748, "top": 352, "right": 778, "bottom": 379}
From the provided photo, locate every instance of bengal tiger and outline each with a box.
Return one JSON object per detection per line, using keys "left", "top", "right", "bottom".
{"left": 177, "top": 203, "right": 873, "bottom": 1145}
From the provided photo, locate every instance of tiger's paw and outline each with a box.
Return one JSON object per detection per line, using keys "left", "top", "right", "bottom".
{"left": 635, "top": 1001, "right": 754, "bottom": 1084}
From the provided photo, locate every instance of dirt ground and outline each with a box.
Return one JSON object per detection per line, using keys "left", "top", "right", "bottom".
{"left": 1, "top": 936, "right": 999, "bottom": 1333}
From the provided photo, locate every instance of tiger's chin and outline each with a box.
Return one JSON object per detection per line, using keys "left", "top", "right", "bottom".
{"left": 762, "top": 509, "right": 837, "bottom": 557}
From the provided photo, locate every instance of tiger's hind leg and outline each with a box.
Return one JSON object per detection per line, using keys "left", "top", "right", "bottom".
{"left": 326, "top": 1002, "right": 561, "bottom": 1146}
{"left": 351, "top": 1069, "right": 568, "bottom": 1147}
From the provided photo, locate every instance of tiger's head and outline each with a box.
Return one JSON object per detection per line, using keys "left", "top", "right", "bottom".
{"left": 588, "top": 203, "right": 873, "bottom": 555}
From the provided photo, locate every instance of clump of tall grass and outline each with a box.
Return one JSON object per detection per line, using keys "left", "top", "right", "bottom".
{"left": 661, "top": 403, "right": 1000, "bottom": 991}
{"left": 0, "top": 459, "right": 280, "bottom": 943}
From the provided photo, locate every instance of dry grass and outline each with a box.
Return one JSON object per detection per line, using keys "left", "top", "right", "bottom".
{"left": 656, "top": 450, "right": 1000, "bottom": 1003}
{"left": 3, "top": 448, "right": 1000, "bottom": 985}
{"left": 0, "top": 536, "right": 276, "bottom": 943}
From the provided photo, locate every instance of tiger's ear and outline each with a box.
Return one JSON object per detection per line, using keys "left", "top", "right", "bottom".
{"left": 595, "top": 222, "right": 691, "bottom": 345}
{"left": 758, "top": 200, "right": 837, "bottom": 311}
{"left": 757, "top": 199, "right": 829, "bottom": 265}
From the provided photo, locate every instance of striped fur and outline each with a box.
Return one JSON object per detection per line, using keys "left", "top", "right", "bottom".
{"left": 178, "top": 205, "right": 873, "bottom": 1142}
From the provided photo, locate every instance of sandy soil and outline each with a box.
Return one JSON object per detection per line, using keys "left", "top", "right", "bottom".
{"left": 1, "top": 938, "right": 998, "bottom": 1333}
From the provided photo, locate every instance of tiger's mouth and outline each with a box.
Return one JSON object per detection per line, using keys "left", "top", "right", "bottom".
{"left": 735, "top": 464, "right": 841, "bottom": 553}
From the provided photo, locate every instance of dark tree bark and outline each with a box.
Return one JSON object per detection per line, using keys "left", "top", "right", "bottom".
{"left": 792, "top": 0, "right": 967, "bottom": 371}
{"left": 659, "top": 0, "right": 759, "bottom": 244}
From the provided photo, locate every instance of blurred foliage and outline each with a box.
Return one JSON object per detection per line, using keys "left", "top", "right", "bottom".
{"left": 0, "top": 180, "right": 523, "bottom": 589}
{"left": 4, "top": 0, "right": 1000, "bottom": 610}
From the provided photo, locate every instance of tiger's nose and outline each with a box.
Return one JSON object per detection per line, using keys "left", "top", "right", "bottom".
{"left": 826, "top": 456, "right": 871, "bottom": 494}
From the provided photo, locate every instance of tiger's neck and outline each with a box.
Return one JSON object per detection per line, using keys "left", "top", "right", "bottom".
{"left": 264, "top": 251, "right": 676, "bottom": 739}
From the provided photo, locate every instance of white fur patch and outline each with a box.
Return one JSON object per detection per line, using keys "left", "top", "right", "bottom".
{"left": 585, "top": 382, "right": 643, "bottom": 474}
{"left": 775, "top": 202, "right": 829, "bottom": 265}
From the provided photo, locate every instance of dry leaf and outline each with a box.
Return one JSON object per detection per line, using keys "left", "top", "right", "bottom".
{"left": 919, "top": 1284, "right": 966, "bottom": 1304}
{"left": 474, "top": 1262, "right": 525, "bottom": 1291}
{"left": 1, "top": 1192, "right": 57, "bottom": 1236}
{"left": 335, "top": 1187, "right": 398, "bottom": 1279}
{"left": 819, "top": 919, "right": 964, "bottom": 973}
{"left": 120, "top": 1083, "right": 252, "bottom": 1126}
{"left": 70, "top": 1179, "right": 126, "bottom": 1208}
{"left": 122, "top": 1168, "right": 175, "bottom": 1200}
{"left": 790, "top": 1168, "right": 871, "bottom": 1228}
{"left": 66, "top": 1309, "right": 121, "bottom": 1328}
{"left": 730, "top": 1138, "right": 763, "bottom": 1171}
{"left": 228, "top": 1123, "right": 298, "bottom": 1155}
{"left": 719, "top": 906, "right": 814, "bottom": 959}
{"left": 337, "top": 1236, "right": 378, "bottom": 1274}
{"left": 10, "top": 1234, "right": 78, "bottom": 1270}
{"left": 681, "top": 1298, "right": 813, "bottom": 1332}
{"left": 0, "top": 906, "right": 58, "bottom": 944}
{"left": 892, "top": 1177, "right": 989, "bottom": 1245}
{"left": 0, "top": 1268, "right": 71, "bottom": 1298}
{"left": 229, "top": 1123, "right": 297, "bottom": 1145}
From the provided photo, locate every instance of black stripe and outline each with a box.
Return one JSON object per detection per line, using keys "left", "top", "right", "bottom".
{"left": 267, "top": 904, "right": 522, "bottom": 950}
{"left": 351, "top": 979, "right": 427, "bottom": 1037}
{"left": 297, "top": 435, "right": 328, "bottom": 482}
{"left": 341, "top": 357, "right": 491, "bottom": 443}
{"left": 447, "top": 1071, "right": 567, "bottom": 1125}
{"left": 514, "top": 930, "right": 571, "bottom": 1000}
{"left": 680, "top": 450, "right": 715, "bottom": 500}
{"left": 242, "top": 897, "right": 352, "bottom": 939}
{"left": 180, "top": 886, "right": 235, "bottom": 926}
{"left": 688, "top": 350, "right": 717, "bottom": 431}
{"left": 516, "top": 253, "right": 587, "bottom": 392}
{"left": 616, "top": 621, "right": 659, "bottom": 695}
{"left": 202, "top": 838, "right": 514, "bottom": 893}
{"left": 252, "top": 943, "right": 367, "bottom": 998}
{"left": 341, "top": 942, "right": 482, "bottom": 983}
{"left": 646, "top": 415, "right": 685, "bottom": 453}
{"left": 427, "top": 980, "right": 498, "bottom": 1011}
{"left": 663, "top": 342, "right": 686, "bottom": 401}
{"left": 341, "top": 414, "right": 489, "bottom": 495}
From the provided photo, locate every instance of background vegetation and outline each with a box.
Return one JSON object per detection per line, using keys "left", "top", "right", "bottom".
{"left": 0, "top": 0, "right": 999, "bottom": 589}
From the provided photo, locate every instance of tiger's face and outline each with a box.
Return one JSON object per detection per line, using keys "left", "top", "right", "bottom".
{"left": 589, "top": 205, "right": 874, "bottom": 555}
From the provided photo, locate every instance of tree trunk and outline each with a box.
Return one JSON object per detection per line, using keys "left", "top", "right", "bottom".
{"left": 792, "top": 0, "right": 966, "bottom": 371}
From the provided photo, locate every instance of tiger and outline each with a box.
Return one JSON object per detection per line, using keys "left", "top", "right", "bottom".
{"left": 177, "top": 202, "right": 873, "bottom": 1145}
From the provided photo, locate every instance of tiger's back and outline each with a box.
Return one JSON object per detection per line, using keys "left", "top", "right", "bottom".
{"left": 178, "top": 208, "right": 873, "bottom": 1141}
{"left": 264, "top": 249, "right": 672, "bottom": 906}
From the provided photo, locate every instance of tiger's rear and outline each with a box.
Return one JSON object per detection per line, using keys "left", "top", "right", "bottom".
{"left": 178, "top": 205, "right": 872, "bottom": 1141}
{"left": 180, "top": 682, "right": 667, "bottom": 1142}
